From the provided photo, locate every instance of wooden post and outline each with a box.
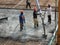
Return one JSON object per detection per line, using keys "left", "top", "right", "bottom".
{"left": 57, "top": 0, "right": 60, "bottom": 45}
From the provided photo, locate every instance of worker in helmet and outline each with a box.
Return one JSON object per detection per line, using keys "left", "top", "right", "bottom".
{"left": 19, "top": 10, "right": 25, "bottom": 31}
{"left": 33, "top": 7, "right": 39, "bottom": 28}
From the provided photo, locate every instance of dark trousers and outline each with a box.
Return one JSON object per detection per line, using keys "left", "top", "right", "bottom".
{"left": 20, "top": 23, "right": 23, "bottom": 31}
{"left": 26, "top": 3, "right": 31, "bottom": 8}
{"left": 48, "top": 15, "right": 51, "bottom": 24}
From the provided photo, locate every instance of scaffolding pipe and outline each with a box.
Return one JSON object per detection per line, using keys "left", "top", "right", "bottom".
{"left": 48, "top": 25, "right": 58, "bottom": 45}
{"left": 35, "top": 0, "right": 47, "bottom": 39}
{"left": 35, "top": 0, "right": 42, "bottom": 14}
{"left": 55, "top": 0, "right": 57, "bottom": 31}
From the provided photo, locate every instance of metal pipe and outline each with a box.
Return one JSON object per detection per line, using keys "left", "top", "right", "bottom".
{"left": 55, "top": 0, "right": 57, "bottom": 30}
{"left": 35, "top": 0, "right": 47, "bottom": 39}
{"left": 48, "top": 25, "right": 58, "bottom": 45}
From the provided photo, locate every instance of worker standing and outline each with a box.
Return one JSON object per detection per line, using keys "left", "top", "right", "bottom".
{"left": 47, "top": 4, "right": 52, "bottom": 24}
{"left": 26, "top": 0, "right": 31, "bottom": 9}
{"left": 33, "top": 7, "right": 39, "bottom": 28}
{"left": 19, "top": 10, "right": 25, "bottom": 31}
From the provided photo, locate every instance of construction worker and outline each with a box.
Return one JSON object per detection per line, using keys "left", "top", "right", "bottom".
{"left": 47, "top": 4, "right": 52, "bottom": 24}
{"left": 33, "top": 7, "right": 39, "bottom": 28}
{"left": 19, "top": 10, "right": 25, "bottom": 31}
{"left": 26, "top": 0, "right": 31, "bottom": 9}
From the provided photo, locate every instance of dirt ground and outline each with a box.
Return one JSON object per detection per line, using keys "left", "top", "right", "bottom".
{"left": 0, "top": 38, "right": 42, "bottom": 45}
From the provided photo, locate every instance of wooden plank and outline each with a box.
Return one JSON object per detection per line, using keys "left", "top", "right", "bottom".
{"left": 57, "top": 0, "right": 60, "bottom": 45}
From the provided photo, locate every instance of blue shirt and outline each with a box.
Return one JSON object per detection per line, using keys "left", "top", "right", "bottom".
{"left": 19, "top": 14, "right": 25, "bottom": 24}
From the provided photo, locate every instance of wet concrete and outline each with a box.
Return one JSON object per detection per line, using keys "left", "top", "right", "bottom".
{"left": 0, "top": 9, "right": 58, "bottom": 44}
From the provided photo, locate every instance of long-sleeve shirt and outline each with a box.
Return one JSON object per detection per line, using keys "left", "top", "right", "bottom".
{"left": 19, "top": 14, "right": 25, "bottom": 24}
{"left": 47, "top": 7, "right": 52, "bottom": 15}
